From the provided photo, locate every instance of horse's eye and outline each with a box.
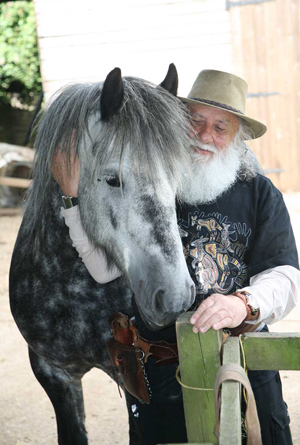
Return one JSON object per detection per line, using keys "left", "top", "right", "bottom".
{"left": 105, "top": 175, "right": 120, "bottom": 188}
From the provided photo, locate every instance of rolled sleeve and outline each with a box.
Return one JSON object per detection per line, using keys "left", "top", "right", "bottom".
{"left": 241, "top": 265, "right": 300, "bottom": 325}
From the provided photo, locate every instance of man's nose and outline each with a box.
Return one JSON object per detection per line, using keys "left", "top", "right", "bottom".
{"left": 198, "top": 128, "right": 213, "bottom": 144}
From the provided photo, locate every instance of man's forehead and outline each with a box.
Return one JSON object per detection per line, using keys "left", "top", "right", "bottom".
{"left": 188, "top": 104, "right": 239, "bottom": 125}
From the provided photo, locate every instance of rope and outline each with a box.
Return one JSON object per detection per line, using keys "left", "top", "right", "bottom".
{"left": 239, "top": 334, "right": 249, "bottom": 429}
{"left": 239, "top": 334, "right": 247, "bottom": 371}
{"left": 175, "top": 365, "right": 214, "bottom": 391}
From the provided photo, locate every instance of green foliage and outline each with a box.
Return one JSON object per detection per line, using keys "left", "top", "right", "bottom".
{"left": 0, "top": 1, "right": 42, "bottom": 107}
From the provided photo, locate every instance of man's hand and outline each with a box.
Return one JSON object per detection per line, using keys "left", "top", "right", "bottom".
{"left": 190, "top": 293, "right": 247, "bottom": 333}
{"left": 51, "top": 149, "right": 80, "bottom": 197}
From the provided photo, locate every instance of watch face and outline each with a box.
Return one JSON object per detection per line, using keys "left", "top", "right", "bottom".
{"left": 246, "top": 295, "right": 259, "bottom": 316}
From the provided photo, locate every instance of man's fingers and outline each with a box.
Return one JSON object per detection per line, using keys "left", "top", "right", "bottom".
{"left": 192, "top": 309, "right": 232, "bottom": 333}
{"left": 190, "top": 297, "right": 224, "bottom": 327}
{"left": 190, "top": 297, "right": 215, "bottom": 324}
{"left": 190, "top": 294, "right": 248, "bottom": 333}
{"left": 51, "top": 148, "right": 80, "bottom": 197}
{"left": 212, "top": 317, "right": 233, "bottom": 331}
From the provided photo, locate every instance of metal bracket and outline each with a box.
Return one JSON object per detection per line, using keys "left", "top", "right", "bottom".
{"left": 226, "top": 0, "right": 275, "bottom": 10}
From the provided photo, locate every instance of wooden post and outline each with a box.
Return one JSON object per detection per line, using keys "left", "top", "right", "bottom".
{"left": 162, "top": 330, "right": 300, "bottom": 445}
{"left": 219, "top": 337, "right": 242, "bottom": 445}
{"left": 176, "top": 313, "right": 222, "bottom": 444}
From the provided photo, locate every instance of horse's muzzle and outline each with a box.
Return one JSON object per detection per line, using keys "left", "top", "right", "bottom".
{"left": 135, "top": 282, "right": 195, "bottom": 331}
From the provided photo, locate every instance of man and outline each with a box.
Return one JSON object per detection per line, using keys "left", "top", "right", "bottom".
{"left": 52, "top": 70, "right": 300, "bottom": 444}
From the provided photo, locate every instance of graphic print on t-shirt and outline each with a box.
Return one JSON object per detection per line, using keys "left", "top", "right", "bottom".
{"left": 178, "top": 211, "right": 252, "bottom": 298}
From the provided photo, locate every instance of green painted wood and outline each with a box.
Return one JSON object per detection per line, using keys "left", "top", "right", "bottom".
{"left": 176, "top": 312, "right": 222, "bottom": 445}
{"left": 241, "top": 333, "right": 300, "bottom": 370}
{"left": 219, "top": 337, "right": 242, "bottom": 445}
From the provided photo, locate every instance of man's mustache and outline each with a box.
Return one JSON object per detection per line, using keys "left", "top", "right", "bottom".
{"left": 191, "top": 142, "right": 218, "bottom": 154}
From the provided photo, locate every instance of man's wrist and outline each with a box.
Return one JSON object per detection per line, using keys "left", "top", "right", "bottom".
{"left": 232, "top": 291, "right": 260, "bottom": 321}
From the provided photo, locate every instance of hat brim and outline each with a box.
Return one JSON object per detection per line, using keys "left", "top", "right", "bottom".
{"left": 178, "top": 96, "right": 267, "bottom": 140}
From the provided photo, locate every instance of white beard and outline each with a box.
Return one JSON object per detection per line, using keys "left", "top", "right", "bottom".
{"left": 181, "top": 140, "right": 241, "bottom": 205}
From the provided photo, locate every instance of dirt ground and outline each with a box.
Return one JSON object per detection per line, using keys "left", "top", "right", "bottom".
{"left": 1, "top": 193, "right": 300, "bottom": 445}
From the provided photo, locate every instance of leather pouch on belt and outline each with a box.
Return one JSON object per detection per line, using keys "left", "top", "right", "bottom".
{"left": 107, "top": 337, "right": 151, "bottom": 404}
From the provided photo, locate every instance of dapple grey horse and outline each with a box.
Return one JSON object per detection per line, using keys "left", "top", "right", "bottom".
{"left": 9, "top": 65, "right": 196, "bottom": 445}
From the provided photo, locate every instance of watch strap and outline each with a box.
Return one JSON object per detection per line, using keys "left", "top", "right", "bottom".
{"left": 232, "top": 291, "right": 260, "bottom": 322}
{"left": 62, "top": 196, "right": 79, "bottom": 209}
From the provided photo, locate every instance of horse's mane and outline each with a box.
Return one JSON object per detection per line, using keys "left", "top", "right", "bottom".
{"left": 28, "top": 76, "right": 193, "bottom": 228}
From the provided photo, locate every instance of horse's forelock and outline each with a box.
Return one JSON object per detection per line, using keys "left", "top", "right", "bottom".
{"left": 91, "top": 77, "right": 192, "bottom": 183}
{"left": 29, "top": 76, "right": 192, "bottom": 230}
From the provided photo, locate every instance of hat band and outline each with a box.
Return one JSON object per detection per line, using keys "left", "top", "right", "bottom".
{"left": 189, "top": 97, "right": 244, "bottom": 115}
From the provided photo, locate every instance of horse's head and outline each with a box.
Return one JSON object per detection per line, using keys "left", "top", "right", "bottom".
{"left": 33, "top": 65, "right": 196, "bottom": 330}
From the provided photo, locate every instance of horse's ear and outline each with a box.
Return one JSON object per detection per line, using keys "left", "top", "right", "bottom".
{"left": 158, "top": 63, "right": 178, "bottom": 96}
{"left": 100, "top": 67, "right": 124, "bottom": 120}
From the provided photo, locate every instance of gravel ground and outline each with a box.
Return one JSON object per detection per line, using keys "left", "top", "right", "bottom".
{"left": 1, "top": 193, "right": 300, "bottom": 445}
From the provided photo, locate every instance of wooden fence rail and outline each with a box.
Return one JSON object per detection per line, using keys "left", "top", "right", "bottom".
{"left": 158, "top": 313, "right": 300, "bottom": 445}
{"left": 0, "top": 176, "right": 32, "bottom": 188}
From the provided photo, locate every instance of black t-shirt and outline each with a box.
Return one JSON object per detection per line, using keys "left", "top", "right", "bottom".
{"left": 177, "top": 174, "right": 299, "bottom": 306}
{"left": 135, "top": 174, "right": 298, "bottom": 388}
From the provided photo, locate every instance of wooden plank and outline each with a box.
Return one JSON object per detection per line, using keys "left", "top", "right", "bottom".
{"left": 34, "top": 0, "right": 233, "bottom": 102}
{"left": 40, "top": 29, "right": 232, "bottom": 77}
{"left": 0, "top": 177, "right": 32, "bottom": 188}
{"left": 0, "top": 143, "right": 34, "bottom": 156}
{"left": 176, "top": 313, "right": 222, "bottom": 445}
{"left": 230, "top": 0, "right": 300, "bottom": 192}
{"left": 253, "top": 3, "right": 269, "bottom": 173}
{"left": 35, "top": 4, "right": 229, "bottom": 38}
{"left": 281, "top": 0, "right": 300, "bottom": 193}
{"left": 38, "top": 20, "right": 231, "bottom": 50}
{"left": 241, "top": 333, "right": 300, "bottom": 370}
{"left": 263, "top": 0, "right": 276, "bottom": 172}
{"left": 272, "top": 0, "right": 291, "bottom": 192}
{"left": 0, "top": 207, "right": 24, "bottom": 216}
{"left": 219, "top": 337, "right": 242, "bottom": 445}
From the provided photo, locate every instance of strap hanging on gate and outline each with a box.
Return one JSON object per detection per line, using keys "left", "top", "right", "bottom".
{"left": 214, "top": 363, "right": 262, "bottom": 445}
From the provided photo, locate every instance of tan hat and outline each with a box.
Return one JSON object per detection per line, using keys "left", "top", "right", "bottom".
{"left": 179, "top": 69, "right": 267, "bottom": 139}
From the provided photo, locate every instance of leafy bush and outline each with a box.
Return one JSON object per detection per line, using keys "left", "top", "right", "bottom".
{"left": 0, "top": 1, "right": 42, "bottom": 107}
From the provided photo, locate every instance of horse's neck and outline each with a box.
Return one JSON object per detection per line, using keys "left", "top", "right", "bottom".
{"left": 21, "top": 183, "right": 67, "bottom": 248}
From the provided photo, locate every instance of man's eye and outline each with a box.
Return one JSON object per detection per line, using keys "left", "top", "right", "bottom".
{"left": 192, "top": 120, "right": 204, "bottom": 126}
{"left": 105, "top": 175, "right": 121, "bottom": 188}
{"left": 216, "top": 127, "right": 225, "bottom": 132}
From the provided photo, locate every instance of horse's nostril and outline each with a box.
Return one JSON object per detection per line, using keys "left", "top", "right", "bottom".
{"left": 155, "top": 290, "right": 167, "bottom": 312}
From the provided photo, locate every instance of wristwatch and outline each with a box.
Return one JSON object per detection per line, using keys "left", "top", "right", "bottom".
{"left": 232, "top": 291, "right": 260, "bottom": 321}
{"left": 61, "top": 196, "right": 79, "bottom": 209}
